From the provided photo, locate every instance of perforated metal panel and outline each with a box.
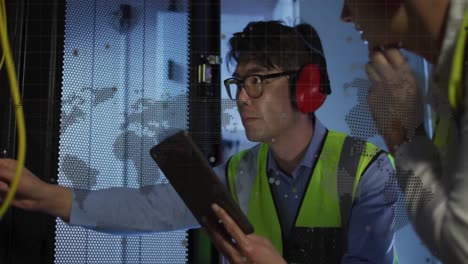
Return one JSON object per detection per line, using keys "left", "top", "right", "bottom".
{"left": 56, "top": 0, "right": 189, "bottom": 263}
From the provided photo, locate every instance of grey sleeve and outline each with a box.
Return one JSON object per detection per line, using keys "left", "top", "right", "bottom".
{"left": 394, "top": 110, "right": 468, "bottom": 263}
{"left": 69, "top": 184, "right": 199, "bottom": 234}
{"left": 69, "top": 163, "right": 227, "bottom": 234}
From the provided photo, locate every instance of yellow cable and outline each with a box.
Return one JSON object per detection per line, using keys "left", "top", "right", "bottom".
{"left": 0, "top": 0, "right": 27, "bottom": 219}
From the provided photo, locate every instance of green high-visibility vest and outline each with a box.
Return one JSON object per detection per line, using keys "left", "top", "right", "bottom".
{"left": 433, "top": 9, "right": 468, "bottom": 151}
{"left": 447, "top": 9, "right": 468, "bottom": 114}
{"left": 226, "top": 130, "right": 395, "bottom": 263}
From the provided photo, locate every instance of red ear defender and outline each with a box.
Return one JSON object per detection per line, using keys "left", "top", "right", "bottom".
{"left": 295, "top": 64, "right": 327, "bottom": 113}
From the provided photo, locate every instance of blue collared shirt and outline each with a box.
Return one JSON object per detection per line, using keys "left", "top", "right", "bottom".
{"left": 69, "top": 118, "right": 396, "bottom": 263}
{"left": 266, "top": 119, "right": 397, "bottom": 263}
{"left": 265, "top": 117, "right": 328, "bottom": 238}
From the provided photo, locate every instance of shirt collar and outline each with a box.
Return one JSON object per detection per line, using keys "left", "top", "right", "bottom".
{"left": 267, "top": 117, "right": 327, "bottom": 177}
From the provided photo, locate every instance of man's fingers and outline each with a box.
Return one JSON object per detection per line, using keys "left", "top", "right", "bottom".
{"left": 203, "top": 217, "right": 246, "bottom": 264}
{"left": 365, "top": 63, "right": 382, "bottom": 82}
{"left": 0, "top": 158, "right": 17, "bottom": 170}
{"left": 383, "top": 48, "right": 410, "bottom": 70}
{"left": 0, "top": 159, "right": 16, "bottom": 183}
{"left": 0, "top": 181, "right": 9, "bottom": 188}
{"left": 379, "top": 49, "right": 413, "bottom": 84}
{"left": 369, "top": 50, "right": 390, "bottom": 65}
{"left": 369, "top": 51, "right": 401, "bottom": 81}
{"left": 0, "top": 182, "right": 10, "bottom": 197}
{"left": 212, "top": 204, "right": 250, "bottom": 249}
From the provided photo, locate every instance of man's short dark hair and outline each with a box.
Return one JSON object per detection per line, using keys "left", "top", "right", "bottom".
{"left": 226, "top": 20, "right": 328, "bottom": 73}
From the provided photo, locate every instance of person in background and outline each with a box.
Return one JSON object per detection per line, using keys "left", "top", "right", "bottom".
{"left": 343, "top": 0, "right": 468, "bottom": 263}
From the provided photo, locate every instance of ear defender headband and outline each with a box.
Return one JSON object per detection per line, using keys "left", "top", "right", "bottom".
{"left": 290, "top": 29, "right": 331, "bottom": 113}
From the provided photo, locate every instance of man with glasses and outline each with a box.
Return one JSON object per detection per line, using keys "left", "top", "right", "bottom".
{"left": 207, "top": 21, "right": 397, "bottom": 263}
{"left": 0, "top": 21, "right": 397, "bottom": 263}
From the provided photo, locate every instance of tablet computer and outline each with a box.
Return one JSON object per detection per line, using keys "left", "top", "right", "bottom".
{"left": 149, "top": 130, "right": 254, "bottom": 234}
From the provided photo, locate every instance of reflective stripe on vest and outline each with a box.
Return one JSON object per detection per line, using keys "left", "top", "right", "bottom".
{"left": 226, "top": 130, "right": 382, "bottom": 256}
{"left": 433, "top": 10, "right": 468, "bottom": 154}
{"left": 448, "top": 9, "right": 468, "bottom": 113}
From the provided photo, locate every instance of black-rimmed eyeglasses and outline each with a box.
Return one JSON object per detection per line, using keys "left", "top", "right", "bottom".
{"left": 223, "top": 71, "right": 296, "bottom": 100}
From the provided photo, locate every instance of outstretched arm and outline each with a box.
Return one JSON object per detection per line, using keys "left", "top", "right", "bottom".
{"left": 0, "top": 158, "right": 72, "bottom": 221}
{"left": 0, "top": 158, "right": 199, "bottom": 234}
